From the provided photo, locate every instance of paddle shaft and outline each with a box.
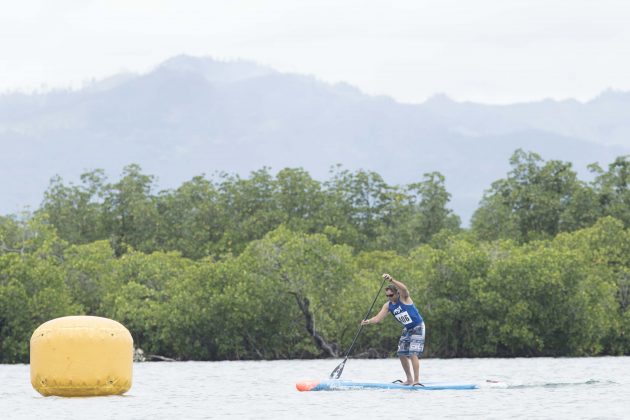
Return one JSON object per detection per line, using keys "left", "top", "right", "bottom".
{"left": 330, "top": 276, "right": 388, "bottom": 379}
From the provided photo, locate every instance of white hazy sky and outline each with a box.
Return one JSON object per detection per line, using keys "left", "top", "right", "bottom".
{"left": 2, "top": 0, "right": 630, "bottom": 104}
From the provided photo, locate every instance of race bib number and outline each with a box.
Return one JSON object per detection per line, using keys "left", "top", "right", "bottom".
{"left": 394, "top": 311, "right": 413, "bottom": 325}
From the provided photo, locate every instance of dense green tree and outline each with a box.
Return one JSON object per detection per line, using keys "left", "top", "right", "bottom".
{"left": 40, "top": 170, "right": 107, "bottom": 244}
{"left": 102, "top": 164, "right": 160, "bottom": 255}
{"left": 0, "top": 215, "right": 22, "bottom": 254}
{"left": 35, "top": 164, "right": 465, "bottom": 257}
{"left": 558, "top": 180, "right": 602, "bottom": 231}
{"left": 213, "top": 226, "right": 357, "bottom": 359}
{"left": 480, "top": 243, "right": 615, "bottom": 356}
{"left": 104, "top": 249, "right": 190, "bottom": 355}
{"left": 154, "top": 176, "right": 224, "bottom": 259}
{"left": 155, "top": 259, "right": 224, "bottom": 359}
{"left": 62, "top": 240, "right": 118, "bottom": 314}
{"left": 415, "top": 238, "right": 491, "bottom": 357}
{"left": 215, "top": 168, "right": 283, "bottom": 255}
{"left": 553, "top": 217, "right": 630, "bottom": 354}
{"left": 274, "top": 168, "right": 326, "bottom": 233}
{"left": 324, "top": 167, "right": 394, "bottom": 249}
{"left": 409, "top": 172, "right": 461, "bottom": 239}
{"left": 0, "top": 216, "right": 80, "bottom": 363}
{"left": 592, "top": 156, "right": 630, "bottom": 226}
{"left": 472, "top": 150, "right": 583, "bottom": 242}
{"left": 4, "top": 152, "right": 630, "bottom": 362}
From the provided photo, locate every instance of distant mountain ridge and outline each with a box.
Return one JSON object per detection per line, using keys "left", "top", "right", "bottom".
{"left": 1, "top": 54, "right": 629, "bottom": 223}
{"left": 421, "top": 89, "right": 630, "bottom": 147}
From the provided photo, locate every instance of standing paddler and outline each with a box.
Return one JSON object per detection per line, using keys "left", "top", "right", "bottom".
{"left": 361, "top": 273, "right": 425, "bottom": 386}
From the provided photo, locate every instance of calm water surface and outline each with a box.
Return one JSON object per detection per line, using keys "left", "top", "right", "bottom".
{"left": 1, "top": 357, "right": 628, "bottom": 419}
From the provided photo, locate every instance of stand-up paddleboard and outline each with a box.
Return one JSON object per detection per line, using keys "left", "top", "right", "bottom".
{"left": 296, "top": 379, "right": 478, "bottom": 391}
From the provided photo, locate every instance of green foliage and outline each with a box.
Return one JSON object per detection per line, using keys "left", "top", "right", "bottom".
{"left": 215, "top": 226, "right": 356, "bottom": 359}
{"left": 62, "top": 240, "right": 118, "bottom": 314}
{"left": 102, "top": 164, "right": 161, "bottom": 255}
{"left": 591, "top": 156, "right": 630, "bottom": 226}
{"left": 153, "top": 176, "right": 223, "bottom": 259}
{"left": 0, "top": 216, "right": 81, "bottom": 363}
{"left": 3, "top": 152, "right": 630, "bottom": 362}
{"left": 472, "top": 150, "right": 583, "bottom": 242}
{"left": 40, "top": 170, "right": 107, "bottom": 245}
{"left": 417, "top": 238, "right": 491, "bottom": 357}
{"left": 37, "top": 164, "right": 460, "bottom": 258}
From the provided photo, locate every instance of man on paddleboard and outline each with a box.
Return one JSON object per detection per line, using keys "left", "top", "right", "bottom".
{"left": 361, "top": 273, "right": 425, "bottom": 386}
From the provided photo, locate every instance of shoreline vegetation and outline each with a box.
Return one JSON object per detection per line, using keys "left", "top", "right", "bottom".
{"left": 1, "top": 149, "right": 629, "bottom": 363}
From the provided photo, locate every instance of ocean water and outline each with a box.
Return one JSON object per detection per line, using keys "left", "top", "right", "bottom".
{"left": 1, "top": 357, "right": 628, "bottom": 419}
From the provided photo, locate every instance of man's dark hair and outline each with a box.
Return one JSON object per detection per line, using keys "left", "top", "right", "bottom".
{"left": 385, "top": 284, "right": 398, "bottom": 294}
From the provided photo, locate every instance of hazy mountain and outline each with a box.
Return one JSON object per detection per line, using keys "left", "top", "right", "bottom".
{"left": 1, "top": 55, "right": 629, "bottom": 224}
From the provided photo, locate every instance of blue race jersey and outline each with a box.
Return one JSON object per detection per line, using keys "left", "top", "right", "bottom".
{"left": 388, "top": 300, "right": 423, "bottom": 329}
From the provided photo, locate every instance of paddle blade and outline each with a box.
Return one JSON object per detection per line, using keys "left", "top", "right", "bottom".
{"left": 329, "top": 359, "right": 346, "bottom": 379}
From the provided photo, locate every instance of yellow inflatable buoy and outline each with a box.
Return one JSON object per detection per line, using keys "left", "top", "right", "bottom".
{"left": 30, "top": 316, "right": 133, "bottom": 397}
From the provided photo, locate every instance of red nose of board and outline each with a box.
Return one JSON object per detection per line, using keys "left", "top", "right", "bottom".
{"left": 296, "top": 380, "right": 319, "bottom": 391}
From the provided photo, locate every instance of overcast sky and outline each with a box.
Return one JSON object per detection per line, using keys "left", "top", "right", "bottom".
{"left": 2, "top": 0, "right": 630, "bottom": 104}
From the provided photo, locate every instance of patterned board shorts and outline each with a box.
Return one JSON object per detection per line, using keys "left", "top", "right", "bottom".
{"left": 397, "top": 322, "right": 425, "bottom": 357}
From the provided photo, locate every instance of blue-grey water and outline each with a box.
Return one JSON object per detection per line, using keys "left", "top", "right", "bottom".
{"left": 1, "top": 357, "right": 628, "bottom": 419}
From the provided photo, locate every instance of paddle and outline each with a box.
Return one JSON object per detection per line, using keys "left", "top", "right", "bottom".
{"left": 329, "top": 275, "right": 388, "bottom": 379}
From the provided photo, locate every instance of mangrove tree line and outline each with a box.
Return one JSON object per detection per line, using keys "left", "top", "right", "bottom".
{"left": 1, "top": 150, "right": 629, "bottom": 363}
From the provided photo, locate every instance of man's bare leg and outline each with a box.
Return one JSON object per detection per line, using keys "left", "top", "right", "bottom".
{"left": 410, "top": 355, "right": 420, "bottom": 384}
{"left": 399, "top": 356, "right": 413, "bottom": 385}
